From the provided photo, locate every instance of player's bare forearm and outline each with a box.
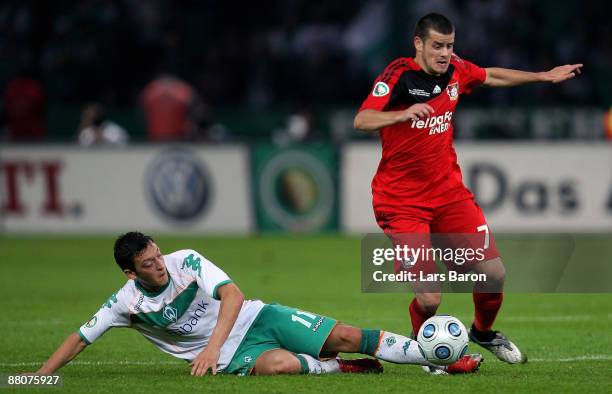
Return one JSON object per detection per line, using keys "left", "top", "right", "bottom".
{"left": 190, "top": 283, "right": 244, "bottom": 376}
{"left": 353, "top": 109, "right": 405, "bottom": 131}
{"left": 36, "top": 332, "right": 87, "bottom": 375}
{"left": 484, "top": 64, "right": 582, "bottom": 87}
{"left": 354, "top": 105, "right": 434, "bottom": 131}
{"left": 207, "top": 283, "right": 243, "bottom": 349}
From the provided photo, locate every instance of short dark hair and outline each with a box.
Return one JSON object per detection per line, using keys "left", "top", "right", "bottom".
{"left": 414, "top": 13, "right": 454, "bottom": 40}
{"left": 114, "top": 232, "right": 154, "bottom": 271}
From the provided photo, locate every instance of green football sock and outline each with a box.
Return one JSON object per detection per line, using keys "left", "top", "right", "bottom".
{"left": 296, "top": 354, "right": 310, "bottom": 374}
{"left": 359, "top": 329, "right": 381, "bottom": 355}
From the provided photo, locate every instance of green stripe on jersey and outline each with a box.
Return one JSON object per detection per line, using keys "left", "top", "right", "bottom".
{"left": 212, "top": 280, "right": 233, "bottom": 300}
{"left": 134, "top": 275, "right": 172, "bottom": 297}
{"left": 130, "top": 281, "right": 199, "bottom": 328}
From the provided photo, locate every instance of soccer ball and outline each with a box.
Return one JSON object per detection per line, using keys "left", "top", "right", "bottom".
{"left": 417, "top": 315, "right": 469, "bottom": 365}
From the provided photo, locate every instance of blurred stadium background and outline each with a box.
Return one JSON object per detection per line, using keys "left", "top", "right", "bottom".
{"left": 1, "top": 0, "right": 610, "bottom": 235}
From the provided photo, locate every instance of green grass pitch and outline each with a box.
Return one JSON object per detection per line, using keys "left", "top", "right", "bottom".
{"left": 1, "top": 235, "right": 611, "bottom": 393}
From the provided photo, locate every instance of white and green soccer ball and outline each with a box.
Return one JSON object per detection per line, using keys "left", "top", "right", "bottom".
{"left": 417, "top": 315, "right": 469, "bottom": 365}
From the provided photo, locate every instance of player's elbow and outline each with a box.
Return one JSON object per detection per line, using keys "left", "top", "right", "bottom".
{"left": 484, "top": 69, "right": 507, "bottom": 88}
{"left": 353, "top": 113, "right": 365, "bottom": 130}
{"left": 353, "top": 111, "right": 373, "bottom": 131}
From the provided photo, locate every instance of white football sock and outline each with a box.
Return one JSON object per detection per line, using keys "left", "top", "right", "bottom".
{"left": 374, "top": 331, "right": 429, "bottom": 365}
{"left": 298, "top": 353, "right": 341, "bottom": 374}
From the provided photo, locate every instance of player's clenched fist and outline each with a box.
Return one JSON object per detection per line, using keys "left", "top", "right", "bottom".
{"left": 397, "top": 103, "right": 435, "bottom": 122}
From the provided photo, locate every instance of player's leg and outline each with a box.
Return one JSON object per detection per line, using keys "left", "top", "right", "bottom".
{"left": 433, "top": 199, "right": 525, "bottom": 364}
{"left": 250, "top": 305, "right": 479, "bottom": 374}
{"left": 469, "top": 256, "right": 525, "bottom": 363}
{"left": 410, "top": 289, "right": 442, "bottom": 336}
{"left": 375, "top": 208, "right": 441, "bottom": 336}
{"left": 432, "top": 198, "right": 505, "bottom": 331}
{"left": 252, "top": 349, "right": 301, "bottom": 375}
{"left": 250, "top": 304, "right": 382, "bottom": 375}
{"left": 320, "top": 322, "right": 481, "bottom": 374}
{"left": 251, "top": 348, "right": 357, "bottom": 375}
{"left": 471, "top": 256, "right": 505, "bottom": 333}
{"left": 376, "top": 205, "right": 484, "bottom": 374}
{"left": 322, "top": 323, "right": 426, "bottom": 364}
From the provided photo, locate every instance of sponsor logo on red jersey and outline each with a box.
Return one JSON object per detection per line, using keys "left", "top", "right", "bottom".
{"left": 410, "top": 111, "right": 454, "bottom": 135}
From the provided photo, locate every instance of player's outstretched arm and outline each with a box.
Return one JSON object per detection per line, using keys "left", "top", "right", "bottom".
{"left": 190, "top": 283, "right": 244, "bottom": 376}
{"left": 484, "top": 64, "right": 582, "bottom": 87}
{"left": 35, "top": 332, "right": 88, "bottom": 375}
{"left": 354, "top": 104, "right": 434, "bottom": 131}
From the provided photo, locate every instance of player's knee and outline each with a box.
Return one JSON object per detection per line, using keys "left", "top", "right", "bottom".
{"left": 489, "top": 266, "right": 506, "bottom": 285}
{"left": 269, "top": 353, "right": 300, "bottom": 374}
{"left": 254, "top": 351, "right": 300, "bottom": 375}
{"left": 473, "top": 258, "right": 505, "bottom": 292}
{"left": 417, "top": 293, "right": 441, "bottom": 314}
{"left": 482, "top": 258, "right": 506, "bottom": 284}
{"left": 274, "top": 357, "right": 300, "bottom": 374}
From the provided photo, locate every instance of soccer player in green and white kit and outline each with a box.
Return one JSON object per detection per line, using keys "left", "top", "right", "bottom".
{"left": 34, "top": 232, "right": 481, "bottom": 376}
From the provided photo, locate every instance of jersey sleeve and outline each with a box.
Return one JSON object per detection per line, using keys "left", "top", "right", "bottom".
{"left": 452, "top": 54, "right": 486, "bottom": 94}
{"left": 77, "top": 290, "right": 131, "bottom": 345}
{"left": 179, "top": 250, "right": 233, "bottom": 300}
{"left": 358, "top": 58, "right": 411, "bottom": 112}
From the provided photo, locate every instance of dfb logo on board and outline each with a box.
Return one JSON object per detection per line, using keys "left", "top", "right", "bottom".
{"left": 146, "top": 149, "right": 211, "bottom": 223}
{"left": 258, "top": 150, "right": 335, "bottom": 232}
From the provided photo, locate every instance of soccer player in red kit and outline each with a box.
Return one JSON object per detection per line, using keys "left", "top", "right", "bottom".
{"left": 354, "top": 13, "right": 582, "bottom": 371}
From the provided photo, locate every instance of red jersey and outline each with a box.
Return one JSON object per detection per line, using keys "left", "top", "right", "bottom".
{"left": 3, "top": 77, "right": 46, "bottom": 141}
{"left": 141, "top": 76, "right": 195, "bottom": 142}
{"left": 358, "top": 54, "right": 486, "bottom": 212}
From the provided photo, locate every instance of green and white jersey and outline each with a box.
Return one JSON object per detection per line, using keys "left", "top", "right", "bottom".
{"left": 77, "top": 249, "right": 265, "bottom": 371}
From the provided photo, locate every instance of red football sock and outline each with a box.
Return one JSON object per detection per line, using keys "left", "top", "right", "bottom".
{"left": 472, "top": 292, "right": 504, "bottom": 332}
{"left": 409, "top": 297, "right": 434, "bottom": 336}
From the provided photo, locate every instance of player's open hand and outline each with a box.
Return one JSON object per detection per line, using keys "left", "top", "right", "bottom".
{"left": 540, "top": 64, "right": 583, "bottom": 83}
{"left": 190, "top": 346, "right": 220, "bottom": 376}
{"left": 399, "top": 103, "right": 435, "bottom": 122}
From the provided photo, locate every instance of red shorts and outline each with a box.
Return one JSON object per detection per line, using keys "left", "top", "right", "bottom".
{"left": 374, "top": 198, "right": 500, "bottom": 275}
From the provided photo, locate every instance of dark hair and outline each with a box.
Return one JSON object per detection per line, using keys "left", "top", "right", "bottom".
{"left": 114, "top": 232, "right": 154, "bottom": 271}
{"left": 414, "top": 13, "right": 454, "bottom": 40}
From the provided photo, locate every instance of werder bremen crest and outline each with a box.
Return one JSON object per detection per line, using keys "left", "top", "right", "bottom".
{"left": 385, "top": 336, "right": 397, "bottom": 347}
{"left": 163, "top": 305, "right": 178, "bottom": 322}
{"left": 446, "top": 82, "right": 459, "bottom": 100}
